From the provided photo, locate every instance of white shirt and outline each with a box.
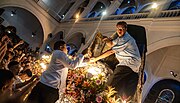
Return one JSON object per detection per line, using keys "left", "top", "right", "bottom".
{"left": 112, "top": 32, "right": 141, "bottom": 73}
{"left": 40, "top": 50, "right": 84, "bottom": 89}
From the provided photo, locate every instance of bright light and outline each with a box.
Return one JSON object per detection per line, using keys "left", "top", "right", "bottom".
{"left": 40, "top": 63, "right": 47, "bottom": 69}
{"left": 31, "top": 35, "right": 34, "bottom": 38}
{"left": 101, "top": 6, "right": 103, "bottom": 8}
{"left": 7, "top": 30, "right": 11, "bottom": 33}
{"left": 152, "top": 3, "right": 158, "bottom": 9}
{"left": 42, "top": 55, "right": 50, "bottom": 59}
{"left": 122, "top": 100, "right": 126, "bottom": 103}
{"left": 11, "top": 13, "right": 14, "bottom": 17}
{"left": 87, "top": 67, "right": 102, "bottom": 76}
{"left": 76, "top": 14, "right": 79, "bottom": 19}
{"left": 102, "top": 11, "right": 107, "bottom": 16}
{"left": 128, "top": 1, "right": 130, "bottom": 4}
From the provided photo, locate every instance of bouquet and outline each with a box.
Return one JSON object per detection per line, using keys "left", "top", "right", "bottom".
{"left": 65, "top": 63, "right": 120, "bottom": 103}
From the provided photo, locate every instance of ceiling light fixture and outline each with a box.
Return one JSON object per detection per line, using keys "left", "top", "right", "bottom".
{"left": 102, "top": 10, "right": 107, "bottom": 16}
{"left": 32, "top": 32, "right": 36, "bottom": 38}
{"left": 11, "top": 10, "right": 16, "bottom": 17}
{"left": 152, "top": 3, "right": 158, "bottom": 9}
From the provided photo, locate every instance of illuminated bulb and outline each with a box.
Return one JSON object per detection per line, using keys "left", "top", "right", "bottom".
{"left": 40, "top": 63, "right": 47, "bottom": 69}
{"left": 11, "top": 13, "right": 14, "bottom": 17}
{"left": 7, "top": 30, "right": 11, "bottom": 33}
{"left": 152, "top": 3, "right": 158, "bottom": 9}
{"left": 102, "top": 11, "right": 107, "bottom": 16}
{"left": 76, "top": 14, "right": 79, "bottom": 19}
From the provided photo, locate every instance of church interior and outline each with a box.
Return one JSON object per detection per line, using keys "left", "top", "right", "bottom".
{"left": 0, "top": 0, "right": 180, "bottom": 103}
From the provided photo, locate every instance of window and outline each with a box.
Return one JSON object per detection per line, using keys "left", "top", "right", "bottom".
{"left": 155, "top": 89, "right": 175, "bottom": 103}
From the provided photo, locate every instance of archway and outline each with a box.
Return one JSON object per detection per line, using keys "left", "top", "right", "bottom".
{"left": 144, "top": 79, "right": 180, "bottom": 103}
{"left": 45, "top": 31, "right": 64, "bottom": 52}
{"left": 122, "top": 6, "right": 136, "bottom": 14}
{"left": 88, "top": 2, "right": 106, "bottom": 18}
{"left": 168, "top": 0, "right": 180, "bottom": 10}
{"left": 67, "top": 32, "right": 85, "bottom": 54}
{"left": 1, "top": 6, "right": 43, "bottom": 50}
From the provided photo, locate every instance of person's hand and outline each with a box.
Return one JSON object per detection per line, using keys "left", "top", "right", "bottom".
{"left": 1, "top": 35, "right": 9, "bottom": 41}
{"left": 89, "top": 57, "right": 97, "bottom": 63}
{"left": 30, "top": 75, "right": 39, "bottom": 81}
{"left": 102, "top": 37, "right": 108, "bottom": 41}
{"left": 83, "top": 53, "right": 89, "bottom": 58}
{"left": 102, "top": 37, "right": 111, "bottom": 42}
{"left": 19, "top": 40, "right": 24, "bottom": 44}
{"left": 9, "top": 48, "right": 13, "bottom": 52}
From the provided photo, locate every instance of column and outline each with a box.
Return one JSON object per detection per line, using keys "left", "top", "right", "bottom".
{"left": 80, "top": 0, "right": 98, "bottom": 18}
{"left": 63, "top": 0, "right": 85, "bottom": 21}
{"left": 106, "top": 0, "right": 123, "bottom": 16}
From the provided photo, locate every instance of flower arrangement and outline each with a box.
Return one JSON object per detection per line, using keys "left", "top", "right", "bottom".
{"left": 65, "top": 64, "right": 120, "bottom": 103}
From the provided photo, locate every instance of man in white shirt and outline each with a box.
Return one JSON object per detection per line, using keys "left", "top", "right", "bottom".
{"left": 90, "top": 21, "right": 141, "bottom": 101}
{"left": 27, "top": 40, "right": 84, "bottom": 103}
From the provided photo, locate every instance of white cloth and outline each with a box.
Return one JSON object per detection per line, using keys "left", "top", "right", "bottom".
{"left": 112, "top": 32, "right": 141, "bottom": 73}
{"left": 40, "top": 50, "right": 84, "bottom": 89}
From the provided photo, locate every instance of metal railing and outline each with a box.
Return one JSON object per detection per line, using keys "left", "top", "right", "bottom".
{"left": 33, "top": 0, "right": 180, "bottom": 23}
{"left": 65, "top": 9, "right": 180, "bottom": 22}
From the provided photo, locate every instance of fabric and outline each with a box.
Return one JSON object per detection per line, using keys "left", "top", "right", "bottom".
{"left": 27, "top": 82, "right": 59, "bottom": 103}
{"left": 112, "top": 32, "right": 141, "bottom": 73}
{"left": 40, "top": 50, "right": 84, "bottom": 89}
{"left": 107, "top": 65, "right": 138, "bottom": 100}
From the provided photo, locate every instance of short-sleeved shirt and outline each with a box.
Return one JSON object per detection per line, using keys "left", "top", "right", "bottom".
{"left": 112, "top": 32, "right": 141, "bottom": 73}
{"left": 40, "top": 50, "right": 84, "bottom": 89}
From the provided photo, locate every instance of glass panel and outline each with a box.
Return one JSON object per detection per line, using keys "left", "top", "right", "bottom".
{"left": 155, "top": 89, "right": 175, "bottom": 103}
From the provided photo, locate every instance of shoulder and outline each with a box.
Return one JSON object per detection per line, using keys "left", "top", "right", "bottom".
{"left": 52, "top": 50, "right": 66, "bottom": 57}
{"left": 124, "top": 32, "right": 135, "bottom": 41}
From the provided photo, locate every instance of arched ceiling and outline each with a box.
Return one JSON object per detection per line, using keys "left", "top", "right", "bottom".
{"left": 0, "top": 7, "right": 43, "bottom": 49}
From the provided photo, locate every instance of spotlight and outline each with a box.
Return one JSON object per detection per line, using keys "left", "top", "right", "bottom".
{"left": 170, "top": 71, "right": 177, "bottom": 77}
{"left": 128, "top": 1, "right": 130, "bottom": 4}
{"left": 11, "top": 10, "right": 16, "bottom": 17}
{"left": 76, "top": 13, "right": 79, "bottom": 19}
{"left": 102, "top": 11, "right": 107, "bottom": 16}
{"left": 32, "top": 32, "right": 36, "bottom": 37}
{"left": 152, "top": 3, "right": 158, "bottom": 9}
{"left": 7, "top": 30, "right": 11, "bottom": 33}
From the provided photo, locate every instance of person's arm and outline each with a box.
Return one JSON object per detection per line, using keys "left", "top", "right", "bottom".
{"left": 12, "top": 40, "right": 24, "bottom": 50}
{"left": 14, "top": 75, "right": 38, "bottom": 89}
{"left": 90, "top": 49, "right": 115, "bottom": 62}
{"left": 57, "top": 52, "right": 84, "bottom": 69}
{"left": 103, "top": 37, "right": 114, "bottom": 47}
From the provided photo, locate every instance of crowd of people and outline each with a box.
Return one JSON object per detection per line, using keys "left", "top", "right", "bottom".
{"left": 0, "top": 25, "right": 40, "bottom": 103}
{"left": 0, "top": 21, "right": 141, "bottom": 103}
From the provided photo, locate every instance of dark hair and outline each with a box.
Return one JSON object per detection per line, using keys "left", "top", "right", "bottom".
{"left": 0, "top": 69, "right": 14, "bottom": 90}
{"left": 20, "top": 69, "right": 32, "bottom": 77}
{"left": 53, "top": 40, "right": 66, "bottom": 50}
{"left": 116, "top": 21, "right": 127, "bottom": 29}
{"left": 8, "top": 61, "right": 19, "bottom": 69}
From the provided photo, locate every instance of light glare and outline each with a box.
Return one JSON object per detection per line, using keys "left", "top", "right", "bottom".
{"left": 87, "top": 67, "right": 102, "bottom": 76}
{"left": 76, "top": 14, "right": 79, "bottom": 19}
{"left": 102, "top": 11, "right": 107, "bottom": 16}
{"left": 152, "top": 3, "right": 158, "bottom": 9}
{"left": 40, "top": 63, "right": 47, "bottom": 69}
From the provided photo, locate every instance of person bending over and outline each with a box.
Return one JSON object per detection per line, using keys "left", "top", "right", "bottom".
{"left": 90, "top": 21, "right": 141, "bottom": 101}
{"left": 27, "top": 40, "right": 84, "bottom": 103}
